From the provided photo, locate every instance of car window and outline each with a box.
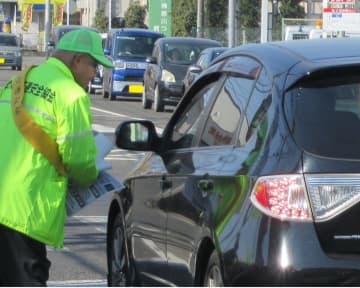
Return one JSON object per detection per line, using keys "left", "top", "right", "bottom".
{"left": 197, "top": 54, "right": 207, "bottom": 69}
{"left": 170, "top": 81, "right": 220, "bottom": 150}
{"left": 241, "top": 68, "right": 272, "bottom": 145}
{"left": 284, "top": 67, "right": 360, "bottom": 158}
{"left": 164, "top": 42, "right": 218, "bottom": 65}
{"left": 199, "top": 75, "right": 255, "bottom": 147}
{"left": 0, "top": 35, "right": 17, "bottom": 46}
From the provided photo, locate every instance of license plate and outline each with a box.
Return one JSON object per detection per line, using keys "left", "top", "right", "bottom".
{"left": 0, "top": 58, "right": 4, "bottom": 64}
{"left": 129, "top": 85, "right": 143, "bottom": 93}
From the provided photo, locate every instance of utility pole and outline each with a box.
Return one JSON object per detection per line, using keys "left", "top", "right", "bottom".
{"left": 44, "top": 0, "right": 51, "bottom": 52}
{"left": 196, "top": 0, "right": 204, "bottom": 38}
{"left": 66, "top": 0, "right": 69, "bottom": 25}
{"left": 108, "top": 0, "right": 112, "bottom": 30}
{"left": 228, "top": 0, "right": 235, "bottom": 47}
{"left": 260, "top": 0, "right": 268, "bottom": 43}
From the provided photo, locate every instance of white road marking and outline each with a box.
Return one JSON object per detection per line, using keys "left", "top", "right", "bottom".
{"left": 91, "top": 106, "right": 164, "bottom": 134}
{"left": 90, "top": 106, "right": 144, "bottom": 120}
{"left": 48, "top": 279, "right": 107, "bottom": 287}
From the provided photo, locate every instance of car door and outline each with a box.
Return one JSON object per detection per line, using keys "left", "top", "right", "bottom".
{"left": 127, "top": 153, "right": 169, "bottom": 284}
{"left": 145, "top": 44, "right": 161, "bottom": 101}
{"left": 162, "top": 56, "right": 262, "bottom": 285}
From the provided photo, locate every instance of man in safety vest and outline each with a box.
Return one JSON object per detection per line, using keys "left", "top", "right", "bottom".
{"left": 0, "top": 29, "right": 114, "bottom": 285}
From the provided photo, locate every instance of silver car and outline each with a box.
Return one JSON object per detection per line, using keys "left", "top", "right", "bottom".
{"left": 0, "top": 32, "right": 22, "bottom": 71}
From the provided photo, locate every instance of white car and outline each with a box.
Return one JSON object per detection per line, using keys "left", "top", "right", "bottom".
{"left": 0, "top": 32, "right": 22, "bottom": 71}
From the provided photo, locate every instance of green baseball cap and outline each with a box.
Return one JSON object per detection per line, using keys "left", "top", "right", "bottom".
{"left": 56, "top": 28, "right": 114, "bottom": 68}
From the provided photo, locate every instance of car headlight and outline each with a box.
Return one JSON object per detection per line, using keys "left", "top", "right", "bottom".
{"left": 15, "top": 51, "right": 22, "bottom": 57}
{"left": 161, "top": 69, "right": 176, "bottom": 83}
{"left": 114, "top": 61, "right": 125, "bottom": 69}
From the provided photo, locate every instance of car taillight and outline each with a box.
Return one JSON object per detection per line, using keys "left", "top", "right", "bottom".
{"left": 306, "top": 175, "right": 360, "bottom": 222}
{"left": 250, "top": 175, "right": 313, "bottom": 222}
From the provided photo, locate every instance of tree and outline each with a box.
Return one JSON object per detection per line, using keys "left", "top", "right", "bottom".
{"left": 239, "top": 0, "right": 260, "bottom": 28}
{"left": 93, "top": 8, "right": 108, "bottom": 33}
{"left": 172, "top": 0, "right": 197, "bottom": 36}
{"left": 124, "top": 1, "right": 147, "bottom": 28}
{"left": 279, "top": 0, "right": 306, "bottom": 19}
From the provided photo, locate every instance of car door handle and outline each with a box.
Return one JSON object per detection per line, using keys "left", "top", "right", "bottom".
{"left": 198, "top": 179, "right": 214, "bottom": 198}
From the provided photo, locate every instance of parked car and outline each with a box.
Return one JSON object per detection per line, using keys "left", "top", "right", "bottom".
{"left": 142, "top": 37, "right": 222, "bottom": 112}
{"left": 102, "top": 28, "right": 164, "bottom": 101}
{"left": 0, "top": 32, "right": 22, "bottom": 71}
{"left": 182, "top": 46, "right": 228, "bottom": 93}
{"left": 106, "top": 37, "right": 360, "bottom": 286}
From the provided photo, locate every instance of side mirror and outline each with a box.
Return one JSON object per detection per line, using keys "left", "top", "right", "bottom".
{"left": 115, "top": 120, "right": 160, "bottom": 151}
{"left": 188, "top": 65, "right": 202, "bottom": 74}
{"left": 145, "top": 56, "right": 157, "bottom": 64}
{"left": 47, "top": 40, "right": 55, "bottom": 47}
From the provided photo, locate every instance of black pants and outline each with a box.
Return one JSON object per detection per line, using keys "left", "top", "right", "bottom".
{"left": 0, "top": 224, "right": 51, "bottom": 286}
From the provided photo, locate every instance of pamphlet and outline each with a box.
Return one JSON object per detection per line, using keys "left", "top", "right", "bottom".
{"left": 66, "top": 133, "right": 124, "bottom": 216}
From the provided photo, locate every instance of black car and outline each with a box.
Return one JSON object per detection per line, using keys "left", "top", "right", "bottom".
{"left": 182, "top": 46, "right": 228, "bottom": 93}
{"left": 106, "top": 37, "right": 360, "bottom": 286}
{"left": 142, "top": 37, "right": 222, "bottom": 112}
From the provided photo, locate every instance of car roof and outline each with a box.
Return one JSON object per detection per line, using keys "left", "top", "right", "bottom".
{"left": 108, "top": 28, "right": 164, "bottom": 37}
{"left": 212, "top": 38, "right": 360, "bottom": 77}
{"left": 54, "top": 25, "right": 98, "bottom": 32}
{"left": 156, "top": 37, "right": 222, "bottom": 46}
{"left": 200, "top": 46, "right": 228, "bottom": 55}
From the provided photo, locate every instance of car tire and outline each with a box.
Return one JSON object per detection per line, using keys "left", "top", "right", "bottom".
{"left": 109, "top": 81, "right": 116, "bottom": 101}
{"left": 108, "top": 212, "right": 131, "bottom": 286}
{"left": 203, "top": 250, "right": 224, "bottom": 287}
{"left": 102, "top": 87, "right": 109, "bottom": 98}
{"left": 153, "top": 85, "right": 164, "bottom": 112}
{"left": 142, "top": 87, "right": 151, "bottom": 109}
{"left": 17, "top": 65, "right": 22, "bottom": 71}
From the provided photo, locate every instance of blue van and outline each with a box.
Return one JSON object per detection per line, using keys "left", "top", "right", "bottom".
{"left": 102, "top": 28, "right": 164, "bottom": 100}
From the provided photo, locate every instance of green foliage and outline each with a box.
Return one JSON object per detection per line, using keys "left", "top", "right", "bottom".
{"left": 124, "top": 1, "right": 148, "bottom": 28}
{"left": 279, "top": 0, "right": 306, "bottom": 19}
{"left": 239, "top": 0, "right": 260, "bottom": 28}
{"left": 172, "top": 0, "right": 197, "bottom": 36}
{"left": 93, "top": 8, "right": 108, "bottom": 33}
{"left": 205, "top": 0, "right": 227, "bottom": 30}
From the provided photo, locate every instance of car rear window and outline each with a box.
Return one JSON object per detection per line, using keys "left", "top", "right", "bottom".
{"left": 284, "top": 67, "right": 360, "bottom": 158}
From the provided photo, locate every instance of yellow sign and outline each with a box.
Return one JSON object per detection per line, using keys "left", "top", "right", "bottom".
{"left": 21, "top": 3, "right": 32, "bottom": 31}
{"left": 129, "top": 85, "right": 144, "bottom": 93}
{"left": 18, "top": 0, "right": 67, "bottom": 5}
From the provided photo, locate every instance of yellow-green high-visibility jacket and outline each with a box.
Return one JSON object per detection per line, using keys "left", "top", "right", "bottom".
{"left": 0, "top": 57, "right": 99, "bottom": 248}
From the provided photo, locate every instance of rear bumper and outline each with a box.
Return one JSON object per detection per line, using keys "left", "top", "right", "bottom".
{"left": 221, "top": 204, "right": 360, "bottom": 285}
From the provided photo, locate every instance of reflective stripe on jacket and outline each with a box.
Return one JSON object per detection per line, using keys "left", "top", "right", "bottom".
{"left": 0, "top": 57, "right": 99, "bottom": 248}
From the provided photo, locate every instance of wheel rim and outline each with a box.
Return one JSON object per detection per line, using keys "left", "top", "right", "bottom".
{"left": 206, "top": 264, "right": 223, "bottom": 287}
{"left": 111, "top": 225, "right": 127, "bottom": 286}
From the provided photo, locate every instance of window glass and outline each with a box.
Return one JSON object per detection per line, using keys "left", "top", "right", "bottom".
{"left": 284, "top": 67, "right": 360, "bottom": 158}
{"left": 170, "top": 81, "right": 219, "bottom": 149}
{"left": 199, "top": 75, "right": 255, "bottom": 146}
{"left": 164, "top": 42, "right": 218, "bottom": 65}
{"left": 241, "top": 68, "right": 272, "bottom": 145}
